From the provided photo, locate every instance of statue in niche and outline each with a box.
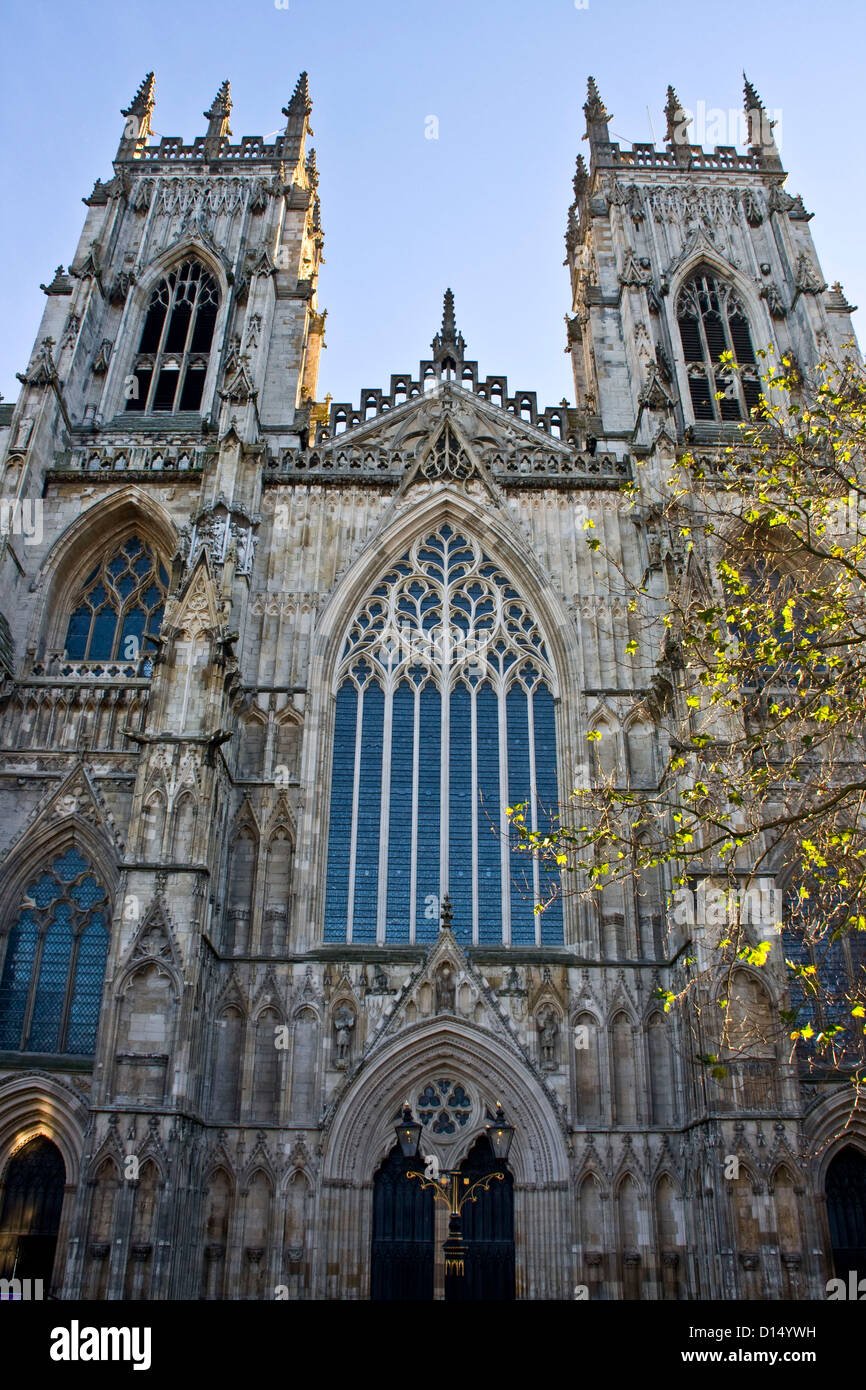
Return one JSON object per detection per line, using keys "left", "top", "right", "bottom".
{"left": 333, "top": 1005, "right": 355, "bottom": 1066}
{"left": 538, "top": 1009, "right": 559, "bottom": 1069}
{"left": 435, "top": 963, "right": 456, "bottom": 1013}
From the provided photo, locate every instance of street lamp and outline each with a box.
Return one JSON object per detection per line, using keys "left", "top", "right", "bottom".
{"left": 394, "top": 1100, "right": 515, "bottom": 1288}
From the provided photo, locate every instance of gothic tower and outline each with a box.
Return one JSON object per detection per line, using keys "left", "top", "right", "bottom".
{"left": 0, "top": 72, "right": 861, "bottom": 1301}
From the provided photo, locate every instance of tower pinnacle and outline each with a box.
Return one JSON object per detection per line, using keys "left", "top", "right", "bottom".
{"left": 282, "top": 72, "right": 313, "bottom": 164}
{"left": 743, "top": 73, "right": 781, "bottom": 168}
{"left": 583, "top": 76, "right": 613, "bottom": 156}
{"left": 203, "top": 80, "right": 232, "bottom": 153}
{"left": 118, "top": 72, "right": 155, "bottom": 158}
{"left": 431, "top": 289, "right": 466, "bottom": 372}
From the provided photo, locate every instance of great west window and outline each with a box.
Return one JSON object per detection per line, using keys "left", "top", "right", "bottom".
{"left": 324, "top": 525, "right": 563, "bottom": 946}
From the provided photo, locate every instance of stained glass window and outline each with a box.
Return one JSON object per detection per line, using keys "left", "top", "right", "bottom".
{"left": 676, "top": 271, "right": 761, "bottom": 423}
{"left": 63, "top": 535, "right": 168, "bottom": 668}
{"left": 0, "top": 848, "right": 110, "bottom": 1054}
{"left": 324, "top": 525, "right": 563, "bottom": 945}
{"left": 125, "top": 259, "right": 219, "bottom": 414}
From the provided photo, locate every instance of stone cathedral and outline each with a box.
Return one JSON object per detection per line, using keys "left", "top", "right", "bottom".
{"left": 0, "top": 70, "right": 864, "bottom": 1302}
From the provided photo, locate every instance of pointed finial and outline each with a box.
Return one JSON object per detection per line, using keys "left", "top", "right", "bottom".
{"left": 440, "top": 893, "right": 453, "bottom": 932}
{"left": 572, "top": 153, "right": 589, "bottom": 199}
{"left": 203, "top": 80, "right": 232, "bottom": 153}
{"left": 441, "top": 288, "right": 456, "bottom": 339}
{"left": 584, "top": 76, "right": 609, "bottom": 122}
{"left": 742, "top": 71, "right": 765, "bottom": 116}
{"left": 119, "top": 73, "right": 155, "bottom": 154}
{"left": 742, "top": 73, "right": 779, "bottom": 164}
{"left": 431, "top": 291, "right": 465, "bottom": 370}
{"left": 664, "top": 85, "right": 690, "bottom": 145}
{"left": 204, "top": 79, "right": 232, "bottom": 122}
{"left": 305, "top": 146, "right": 319, "bottom": 190}
{"left": 283, "top": 71, "right": 312, "bottom": 120}
{"left": 122, "top": 72, "right": 155, "bottom": 120}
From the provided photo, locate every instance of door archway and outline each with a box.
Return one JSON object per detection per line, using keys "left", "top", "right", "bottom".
{"left": 0, "top": 1135, "right": 66, "bottom": 1288}
{"left": 456, "top": 1133, "right": 515, "bottom": 1300}
{"left": 370, "top": 1143, "right": 434, "bottom": 1300}
{"left": 826, "top": 1145, "right": 866, "bottom": 1281}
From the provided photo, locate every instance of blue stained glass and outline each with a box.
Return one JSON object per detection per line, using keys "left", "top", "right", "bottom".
{"left": 119, "top": 607, "right": 146, "bottom": 656}
{"left": 533, "top": 684, "right": 564, "bottom": 946}
{"left": 324, "top": 526, "right": 564, "bottom": 947}
{"left": 353, "top": 684, "right": 384, "bottom": 943}
{"left": 0, "top": 914, "right": 39, "bottom": 1048}
{"left": 29, "top": 872, "right": 59, "bottom": 908}
{"left": 416, "top": 686, "right": 441, "bottom": 943}
{"left": 476, "top": 685, "right": 502, "bottom": 944}
{"left": 386, "top": 683, "right": 414, "bottom": 942}
{"left": 449, "top": 684, "right": 473, "bottom": 943}
{"left": 65, "top": 607, "right": 91, "bottom": 659}
{"left": 54, "top": 848, "right": 88, "bottom": 882}
{"left": 28, "top": 914, "right": 75, "bottom": 1051}
{"left": 507, "top": 687, "right": 535, "bottom": 945}
{"left": 66, "top": 917, "right": 109, "bottom": 1053}
{"left": 89, "top": 607, "right": 118, "bottom": 660}
{"left": 324, "top": 683, "right": 358, "bottom": 941}
{"left": 70, "top": 875, "right": 105, "bottom": 910}
{"left": 116, "top": 572, "right": 135, "bottom": 599}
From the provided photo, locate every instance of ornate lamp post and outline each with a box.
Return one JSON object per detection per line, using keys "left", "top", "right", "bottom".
{"left": 394, "top": 1101, "right": 515, "bottom": 1295}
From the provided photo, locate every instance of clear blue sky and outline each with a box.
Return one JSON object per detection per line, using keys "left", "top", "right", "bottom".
{"left": 1, "top": 0, "right": 862, "bottom": 410}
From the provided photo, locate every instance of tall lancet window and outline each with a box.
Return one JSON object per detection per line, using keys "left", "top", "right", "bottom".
{"left": 676, "top": 271, "right": 761, "bottom": 423}
{"left": 125, "top": 259, "right": 219, "bottom": 414}
{"left": 324, "top": 525, "right": 563, "bottom": 946}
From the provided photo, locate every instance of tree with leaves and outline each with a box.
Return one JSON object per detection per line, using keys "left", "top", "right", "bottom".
{"left": 510, "top": 347, "right": 866, "bottom": 1097}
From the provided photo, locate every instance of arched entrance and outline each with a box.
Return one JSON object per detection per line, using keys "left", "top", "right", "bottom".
{"left": 0, "top": 1136, "right": 65, "bottom": 1287}
{"left": 456, "top": 1133, "right": 515, "bottom": 1301}
{"left": 826, "top": 1146, "right": 866, "bottom": 1281}
{"left": 371, "top": 1144, "right": 434, "bottom": 1300}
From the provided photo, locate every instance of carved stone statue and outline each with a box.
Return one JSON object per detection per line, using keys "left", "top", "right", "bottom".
{"left": 538, "top": 1009, "right": 559, "bottom": 1068}
{"left": 333, "top": 1005, "right": 355, "bottom": 1064}
{"left": 435, "top": 963, "right": 456, "bottom": 1013}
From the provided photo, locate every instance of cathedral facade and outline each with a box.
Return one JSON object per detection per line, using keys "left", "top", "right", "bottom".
{"left": 0, "top": 71, "right": 863, "bottom": 1301}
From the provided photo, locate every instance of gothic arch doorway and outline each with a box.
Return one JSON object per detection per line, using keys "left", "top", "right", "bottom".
{"left": 0, "top": 1136, "right": 66, "bottom": 1287}
{"left": 456, "top": 1133, "right": 515, "bottom": 1301}
{"left": 826, "top": 1146, "right": 866, "bottom": 1281}
{"left": 370, "top": 1144, "right": 434, "bottom": 1300}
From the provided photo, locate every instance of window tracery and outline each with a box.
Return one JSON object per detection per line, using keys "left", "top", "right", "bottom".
{"left": 676, "top": 271, "right": 760, "bottom": 422}
{"left": 324, "top": 524, "right": 563, "bottom": 946}
{"left": 125, "top": 259, "right": 219, "bottom": 414}
{"left": 0, "top": 847, "right": 110, "bottom": 1054}
{"left": 63, "top": 535, "right": 168, "bottom": 670}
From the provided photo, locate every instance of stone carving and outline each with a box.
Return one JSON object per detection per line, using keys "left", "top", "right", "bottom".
{"left": 333, "top": 1005, "right": 355, "bottom": 1066}
{"left": 435, "top": 963, "right": 456, "bottom": 1013}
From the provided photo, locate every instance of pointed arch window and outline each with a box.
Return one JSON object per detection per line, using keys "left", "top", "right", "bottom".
{"left": 676, "top": 271, "right": 761, "bottom": 422}
{"left": 0, "top": 847, "right": 110, "bottom": 1054}
{"left": 63, "top": 534, "right": 168, "bottom": 670}
{"left": 125, "top": 259, "right": 219, "bottom": 414}
{"left": 324, "top": 524, "right": 563, "bottom": 947}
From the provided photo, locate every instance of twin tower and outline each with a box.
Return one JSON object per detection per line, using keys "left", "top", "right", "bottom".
{"left": 0, "top": 72, "right": 860, "bottom": 1301}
